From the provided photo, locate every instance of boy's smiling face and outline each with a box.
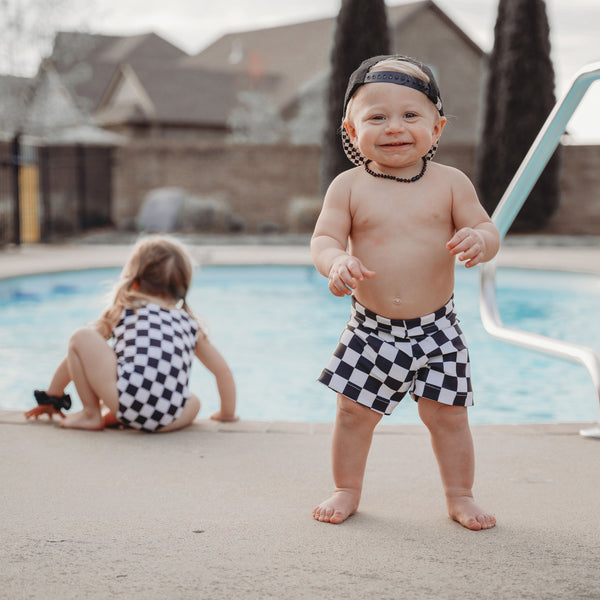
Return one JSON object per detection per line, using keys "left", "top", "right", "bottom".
{"left": 344, "top": 81, "right": 446, "bottom": 177}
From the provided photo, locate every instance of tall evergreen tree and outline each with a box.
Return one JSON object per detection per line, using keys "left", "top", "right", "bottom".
{"left": 320, "top": 0, "right": 390, "bottom": 193}
{"left": 475, "top": 0, "right": 561, "bottom": 232}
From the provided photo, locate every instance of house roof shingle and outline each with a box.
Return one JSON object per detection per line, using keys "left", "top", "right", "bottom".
{"left": 97, "top": 62, "right": 279, "bottom": 127}
{"left": 183, "top": 1, "right": 468, "bottom": 111}
{"left": 36, "top": 1, "right": 485, "bottom": 134}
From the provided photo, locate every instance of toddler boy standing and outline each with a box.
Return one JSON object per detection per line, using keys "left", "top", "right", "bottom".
{"left": 311, "top": 55, "right": 499, "bottom": 530}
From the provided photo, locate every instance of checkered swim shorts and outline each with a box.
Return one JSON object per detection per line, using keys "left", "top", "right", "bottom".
{"left": 318, "top": 296, "right": 473, "bottom": 414}
{"left": 112, "top": 303, "right": 199, "bottom": 432}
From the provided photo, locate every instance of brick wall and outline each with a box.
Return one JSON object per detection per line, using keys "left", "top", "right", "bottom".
{"left": 544, "top": 145, "right": 600, "bottom": 234}
{"left": 113, "top": 141, "right": 322, "bottom": 231}
{"left": 112, "top": 141, "right": 600, "bottom": 234}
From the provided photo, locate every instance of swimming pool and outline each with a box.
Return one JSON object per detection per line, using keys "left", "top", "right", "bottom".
{"left": 1, "top": 265, "right": 599, "bottom": 424}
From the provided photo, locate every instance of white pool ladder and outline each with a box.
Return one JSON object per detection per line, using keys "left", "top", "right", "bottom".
{"left": 478, "top": 62, "right": 600, "bottom": 438}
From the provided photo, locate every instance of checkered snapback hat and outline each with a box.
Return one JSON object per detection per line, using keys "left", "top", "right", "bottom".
{"left": 341, "top": 55, "right": 444, "bottom": 167}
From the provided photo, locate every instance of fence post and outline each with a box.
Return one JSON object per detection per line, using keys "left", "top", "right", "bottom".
{"left": 39, "top": 145, "right": 51, "bottom": 242}
{"left": 76, "top": 144, "right": 87, "bottom": 230}
{"left": 11, "top": 133, "right": 21, "bottom": 246}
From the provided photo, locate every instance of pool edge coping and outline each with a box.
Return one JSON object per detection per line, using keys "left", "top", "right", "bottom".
{"left": 2, "top": 242, "right": 600, "bottom": 282}
{"left": 0, "top": 410, "right": 594, "bottom": 436}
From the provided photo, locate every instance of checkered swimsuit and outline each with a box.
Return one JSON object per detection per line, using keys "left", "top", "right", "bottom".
{"left": 318, "top": 296, "right": 473, "bottom": 414}
{"left": 112, "top": 304, "right": 199, "bottom": 432}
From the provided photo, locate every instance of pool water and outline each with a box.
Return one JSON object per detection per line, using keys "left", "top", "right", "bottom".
{"left": 1, "top": 265, "right": 599, "bottom": 424}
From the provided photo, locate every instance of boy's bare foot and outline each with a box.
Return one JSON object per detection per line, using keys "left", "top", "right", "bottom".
{"left": 313, "top": 490, "right": 359, "bottom": 524}
{"left": 447, "top": 496, "right": 496, "bottom": 531}
{"left": 60, "top": 410, "right": 105, "bottom": 431}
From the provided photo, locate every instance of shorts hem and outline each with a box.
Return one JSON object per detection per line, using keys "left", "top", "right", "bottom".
{"left": 411, "top": 384, "right": 473, "bottom": 407}
{"left": 318, "top": 370, "right": 473, "bottom": 412}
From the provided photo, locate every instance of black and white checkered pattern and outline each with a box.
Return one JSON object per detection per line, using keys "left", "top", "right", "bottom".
{"left": 341, "top": 128, "right": 367, "bottom": 167}
{"left": 113, "top": 304, "right": 199, "bottom": 432}
{"left": 318, "top": 296, "right": 472, "bottom": 414}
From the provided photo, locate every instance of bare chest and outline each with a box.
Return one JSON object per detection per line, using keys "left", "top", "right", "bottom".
{"left": 350, "top": 184, "right": 454, "bottom": 239}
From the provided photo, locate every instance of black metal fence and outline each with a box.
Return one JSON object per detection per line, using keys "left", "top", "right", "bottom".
{"left": 0, "top": 135, "right": 114, "bottom": 246}
{"left": 0, "top": 137, "right": 19, "bottom": 246}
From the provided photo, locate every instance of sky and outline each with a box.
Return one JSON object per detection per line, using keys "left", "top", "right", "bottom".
{"left": 8, "top": 0, "right": 600, "bottom": 141}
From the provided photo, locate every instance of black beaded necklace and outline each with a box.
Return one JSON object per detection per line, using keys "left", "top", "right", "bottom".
{"left": 364, "top": 158, "right": 427, "bottom": 183}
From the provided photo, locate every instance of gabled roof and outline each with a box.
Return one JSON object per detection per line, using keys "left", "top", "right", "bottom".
{"left": 96, "top": 62, "right": 278, "bottom": 127}
{"left": 33, "top": 2, "right": 485, "bottom": 134}
{"left": 396, "top": 1, "right": 485, "bottom": 56}
{"left": 48, "top": 31, "right": 189, "bottom": 111}
{"left": 0, "top": 64, "right": 124, "bottom": 144}
{"left": 182, "top": 14, "right": 336, "bottom": 110}
{"left": 186, "top": 0, "right": 482, "bottom": 112}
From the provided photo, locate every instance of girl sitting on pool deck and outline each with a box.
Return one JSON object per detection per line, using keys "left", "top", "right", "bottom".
{"left": 25, "top": 235, "right": 237, "bottom": 432}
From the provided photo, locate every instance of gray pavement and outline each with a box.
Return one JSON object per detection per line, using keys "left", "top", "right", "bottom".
{"left": 1, "top": 238, "right": 600, "bottom": 599}
{"left": 1, "top": 417, "right": 599, "bottom": 599}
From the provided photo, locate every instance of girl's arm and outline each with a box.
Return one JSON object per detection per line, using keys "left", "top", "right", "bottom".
{"left": 25, "top": 356, "right": 72, "bottom": 420}
{"left": 194, "top": 335, "right": 237, "bottom": 422}
{"left": 46, "top": 357, "right": 71, "bottom": 396}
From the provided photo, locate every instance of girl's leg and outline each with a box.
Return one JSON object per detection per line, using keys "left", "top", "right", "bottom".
{"left": 61, "top": 328, "right": 119, "bottom": 431}
{"left": 157, "top": 394, "right": 201, "bottom": 433}
{"left": 313, "top": 394, "right": 382, "bottom": 524}
{"left": 418, "top": 397, "right": 496, "bottom": 530}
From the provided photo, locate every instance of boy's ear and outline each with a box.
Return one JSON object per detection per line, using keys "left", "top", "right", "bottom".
{"left": 343, "top": 121, "right": 357, "bottom": 142}
{"left": 433, "top": 116, "right": 447, "bottom": 139}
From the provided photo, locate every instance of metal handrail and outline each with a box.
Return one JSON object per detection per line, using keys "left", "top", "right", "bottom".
{"left": 479, "top": 62, "right": 600, "bottom": 438}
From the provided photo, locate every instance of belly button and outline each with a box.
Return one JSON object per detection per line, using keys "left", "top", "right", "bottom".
{"left": 393, "top": 297, "right": 402, "bottom": 305}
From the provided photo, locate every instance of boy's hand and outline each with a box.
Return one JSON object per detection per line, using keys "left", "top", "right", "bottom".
{"left": 447, "top": 228, "right": 486, "bottom": 268}
{"left": 328, "top": 255, "right": 376, "bottom": 296}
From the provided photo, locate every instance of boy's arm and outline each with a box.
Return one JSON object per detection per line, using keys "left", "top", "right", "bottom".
{"left": 447, "top": 170, "right": 500, "bottom": 268}
{"left": 311, "top": 174, "right": 353, "bottom": 274}
{"left": 311, "top": 172, "right": 375, "bottom": 295}
{"left": 194, "top": 336, "right": 237, "bottom": 422}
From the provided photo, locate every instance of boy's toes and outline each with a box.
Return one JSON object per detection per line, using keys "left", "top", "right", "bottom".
{"left": 312, "top": 491, "right": 357, "bottom": 524}
{"left": 312, "top": 505, "right": 333, "bottom": 522}
{"left": 460, "top": 515, "right": 482, "bottom": 531}
{"left": 477, "top": 513, "right": 496, "bottom": 530}
{"left": 448, "top": 497, "right": 496, "bottom": 531}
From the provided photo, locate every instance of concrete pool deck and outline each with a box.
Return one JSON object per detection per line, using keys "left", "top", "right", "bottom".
{"left": 1, "top": 237, "right": 600, "bottom": 599}
{"left": 1, "top": 234, "right": 600, "bottom": 276}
